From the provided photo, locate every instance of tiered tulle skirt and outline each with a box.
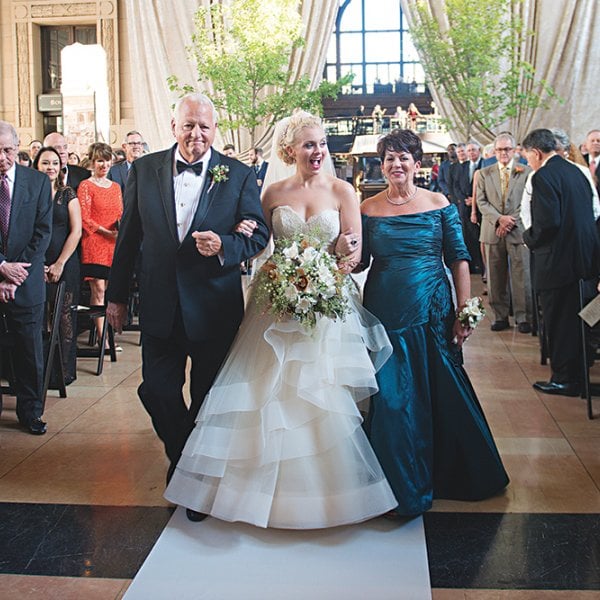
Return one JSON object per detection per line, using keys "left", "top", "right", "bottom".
{"left": 164, "top": 290, "right": 397, "bottom": 529}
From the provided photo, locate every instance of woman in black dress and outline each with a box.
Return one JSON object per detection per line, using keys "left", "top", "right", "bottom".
{"left": 34, "top": 146, "right": 82, "bottom": 385}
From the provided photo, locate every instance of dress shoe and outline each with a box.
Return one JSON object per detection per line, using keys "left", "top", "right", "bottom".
{"left": 517, "top": 322, "right": 532, "bottom": 334}
{"left": 186, "top": 508, "right": 208, "bottom": 522}
{"left": 490, "top": 319, "right": 510, "bottom": 331}
{"left": 24, "top": 418, "right": 47, "bottom": 435}
{"left": 533, "top": 381, "right": 580, "bottom": 397}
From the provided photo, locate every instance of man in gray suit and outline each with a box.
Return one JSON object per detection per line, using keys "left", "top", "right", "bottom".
{"left": 0, "top": 121, "right": 52, "bottom": 434}
{"left": 108, "top": 130, "right": 145, "bottom": 197}
{"left": 477, "top": 133, "right": 532, "bottom": 332}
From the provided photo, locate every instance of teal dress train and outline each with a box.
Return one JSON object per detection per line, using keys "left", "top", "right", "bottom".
{"left": 362, "top": 204, "right": 509, "bottom": 515}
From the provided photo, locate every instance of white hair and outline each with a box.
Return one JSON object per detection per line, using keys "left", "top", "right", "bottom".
{"left": 173, "top": 93, "right": 218, "bottom": 123}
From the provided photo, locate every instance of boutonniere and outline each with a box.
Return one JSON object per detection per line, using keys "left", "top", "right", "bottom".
{"left": 209, "top": 164, "right": 229, "bottom": 183}
{"left": 513, "top": 166, "right": 524, "bottom": 176}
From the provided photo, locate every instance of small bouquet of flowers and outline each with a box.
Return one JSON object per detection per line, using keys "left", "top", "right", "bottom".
{"left": 254, "top": 233, "right": 350, "bottom": 329}
{"left": 456, "top": 296, "right": 486, "bottom": 328}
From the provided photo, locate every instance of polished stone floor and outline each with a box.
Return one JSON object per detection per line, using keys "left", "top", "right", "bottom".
{"left": 0, "top": 276, "right": 599, "bottom": 599}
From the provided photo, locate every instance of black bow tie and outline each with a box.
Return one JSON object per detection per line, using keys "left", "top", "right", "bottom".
{"left": 176, "top": 160, "right": 203, "bottom": 175}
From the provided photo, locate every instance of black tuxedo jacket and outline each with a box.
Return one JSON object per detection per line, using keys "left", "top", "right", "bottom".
{"left": 66, "top": 164, "right": 91, "bottom": 193}
{"left": 254, "top": 161, "right": 268, "bottom": 189}
{"left": 455, "top": 159, "right": 482, "bottom": 202}
{"left": 523, "top": 155, "right": 600, "bottom": 290}
{"left": 106, "top": 146, "right": 269, "bottom": 341}
{"left": 108, "top": 161, "right": 129, "bottom": 198}
{"left": 0, "top": 165, "right": 53, "bottom": 307}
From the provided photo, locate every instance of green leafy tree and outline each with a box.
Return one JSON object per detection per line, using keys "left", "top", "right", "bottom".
{"left": 168, "top": 0, "right": 350, "bottom": 147}
{"left": 409, "top": 0, "right": 560, "bottom": 140}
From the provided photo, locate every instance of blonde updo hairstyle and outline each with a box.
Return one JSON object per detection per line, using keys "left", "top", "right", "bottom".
{"left": 277, "top": 111, "right": 324, "bottom": 166}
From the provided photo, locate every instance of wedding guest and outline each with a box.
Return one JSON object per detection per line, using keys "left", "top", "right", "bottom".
{"left": 17, "top": 151, "right": 32, "bottom": 167}
{"left": 359, "top": 128, "right": 508, "bottom": 516}
{"left": 523, "top": 129, "right": 600, "bottom": 396}
{"left": 222, "top": 143, "right": 237, "bottom": 158}
{"left": 476, "top": 133, "right": 532, "bottom": 333}
{"left": 106, "top": 93, "right": 269, "bottom": 493}
{"left": 0, "top": 121, "right": 52, "bottom": 434}
{"left": 43, "top": 132, "right": 90, "bottom": 193}
{"left": 34, "top": 146, "right": 82, "bottom": 385}
{"left": 163, "top": 110, "right": 396, "bottom": 528}
{"left": 29, "top": 140, "right": 42, "bottom": 161}
{"left": 67, "top": 152, "right": 81, "bottom": 166}
{"left": 78, "top": 142, "right": 122, "bottom": 345}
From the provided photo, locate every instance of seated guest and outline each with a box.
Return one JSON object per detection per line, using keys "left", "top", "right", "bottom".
{"left": 34, "top": 146, "right": 82, "bottom": 385}
{"left": 0, "top": 121, "right": 52, "bottom": 434}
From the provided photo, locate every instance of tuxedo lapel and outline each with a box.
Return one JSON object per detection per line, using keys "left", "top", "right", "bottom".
{"left": 189, "top": 151, "right": 221, "bottom": 233}
{"left": 157, "top": 149, "right": 179, "bottom": 243}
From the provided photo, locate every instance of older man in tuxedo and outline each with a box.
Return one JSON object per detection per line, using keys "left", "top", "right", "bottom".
{"left": 0, "top": 121, "right": 52, "bottom": 434}
{"left": 43, "top": 132, "right": 90, "bottom": 192}
{"left": 108, "top": 130, "right": 145, "bottom": 197}
{"left": 523, "top": 128, "right": 600, "bottom": 396}
{"left": 106, "top": 93, "right": 269, "bottom": 497}
{"left": 477, "top": 133, "right": 532, "bottom": 332}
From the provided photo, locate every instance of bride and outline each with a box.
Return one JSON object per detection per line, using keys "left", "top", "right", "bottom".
{"left": 164, "top": 112, "right": 397, "bottom": 529}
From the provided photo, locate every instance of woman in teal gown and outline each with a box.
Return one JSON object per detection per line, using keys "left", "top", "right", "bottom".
{"left": 359, "top": 129, "right": 509, "bottom": 516}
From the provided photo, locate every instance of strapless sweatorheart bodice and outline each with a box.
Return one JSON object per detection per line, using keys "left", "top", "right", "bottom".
{"left": 271, "top": 205, "right": 340, "bottom": 248}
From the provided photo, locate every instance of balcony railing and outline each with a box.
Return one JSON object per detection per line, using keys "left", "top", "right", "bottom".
{"left": 323, "top": 114, "right": 446, "bottom": 137}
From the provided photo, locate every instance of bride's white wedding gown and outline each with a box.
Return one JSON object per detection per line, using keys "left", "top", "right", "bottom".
{"left": 164, "top": 205, "right": 397, "bottom": 528}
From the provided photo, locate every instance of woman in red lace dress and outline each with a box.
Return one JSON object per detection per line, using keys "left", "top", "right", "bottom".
{"left": 78, "top": 142, "right": 123, "bottom": 344}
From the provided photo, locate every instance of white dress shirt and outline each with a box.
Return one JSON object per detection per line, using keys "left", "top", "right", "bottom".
{"left": 173, "top": 148, "right": 212, "bottom": 243}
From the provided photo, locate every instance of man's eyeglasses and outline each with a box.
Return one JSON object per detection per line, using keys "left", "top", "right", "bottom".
{"left": 126, "top": 142, "right": 144, "bottom": 146}
{"left": 495, "top": 147, "right": 514, "bottom": 153}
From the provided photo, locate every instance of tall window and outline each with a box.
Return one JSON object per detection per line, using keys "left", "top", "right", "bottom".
{"left": 41, "top": 26, "right": 97, "bottom": 93}
{"left": 324, "top": 0, "right": 424, "bottom": 94}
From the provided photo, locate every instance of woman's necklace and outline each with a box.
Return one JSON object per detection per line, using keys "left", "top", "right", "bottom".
{"left": 385, "top": 186, "right": 418, "bottom": 206}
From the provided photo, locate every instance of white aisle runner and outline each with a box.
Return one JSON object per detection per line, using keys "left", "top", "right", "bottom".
{"left": 124, "top": 507, "right": 431, "bottom": 600}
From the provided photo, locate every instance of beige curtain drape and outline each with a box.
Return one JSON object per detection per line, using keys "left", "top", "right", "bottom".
{"left": 122, "top": 0, "right": 338, "bottom": 155}
{"left": 401, "top": 0, "right": 600, "bottom": 144}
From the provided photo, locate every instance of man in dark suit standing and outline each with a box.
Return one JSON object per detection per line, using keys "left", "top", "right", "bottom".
{"left": 0, "top": 121, "right": 53, "bottom": 434}
{"left": 106, "top": 93, "right": 269, "bottom": 496}
{"left": 455, "top": 142, "right": 484, "bottom": 274}
{"left": 108, "top": 130, "right": 145, "bottom": 197}
{"left": 249, "top": 146, "right": 268, "bottom": 191}
{"left": 43, "top": 132, "right": 90, "bottom": 193}
{"left": 585, "top": 129, "right": 600, "bottom": 196}
{"left": 522, "top": 128, "right": 600, "bottom": 396}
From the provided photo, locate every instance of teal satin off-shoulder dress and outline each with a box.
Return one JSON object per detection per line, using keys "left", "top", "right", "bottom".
{"left": 362, "top": 204, "right": 509, "bottom": 516}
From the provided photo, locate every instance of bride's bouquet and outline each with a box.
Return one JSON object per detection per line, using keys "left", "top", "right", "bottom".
{"left": 254, "top": 233, "right": 350, "bottom": 329}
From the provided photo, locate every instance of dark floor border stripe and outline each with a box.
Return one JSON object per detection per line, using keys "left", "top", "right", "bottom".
{"left": 0, "top": 503, "right": 172, "bottom": 579}
{"left": 423, "top": 512, "right": 600, "bottom": 590}
{"left": 1, "top": 503, "right": 599, "bottom": 590}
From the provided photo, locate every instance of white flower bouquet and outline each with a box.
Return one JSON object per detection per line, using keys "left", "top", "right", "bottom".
{"left": 254, "top": 233, "right": 350, "bottom": 329}
{"left": 456, "top": 296, "right": 486, "bottom": 328}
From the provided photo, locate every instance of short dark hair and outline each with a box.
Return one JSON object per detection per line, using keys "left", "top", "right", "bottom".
{"left": 223, "top": 143, "right": 235, "bottom": 151}
{"left": 377, "top": 129, "right": 423, "bottom": 163}
{"left": 521, "top": 129, "right": 557, "bottom": 153}
{"left": 253, "top": 147, "right": 263, "bottom": 156}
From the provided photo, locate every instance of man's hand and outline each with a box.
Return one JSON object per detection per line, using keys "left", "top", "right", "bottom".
{"left": 0, "top": 261, "right": 31, "bottom": 286}
{"left": 234, "top": 219, "right": 257, "bottom": 238}
{"left": 192, "top": 231, "right": 222, "bottom": 256}
{"left": 106, "top": 301, "right": 128, "bottom": 334}
{"left": 465, "top": 196, "right": 473, "bottom": 207}
{"left": 0, "top": 281, "right": 17, "bottom": 303}
{"left": 496, "top": 215, "right": 516, "bottom": 238}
